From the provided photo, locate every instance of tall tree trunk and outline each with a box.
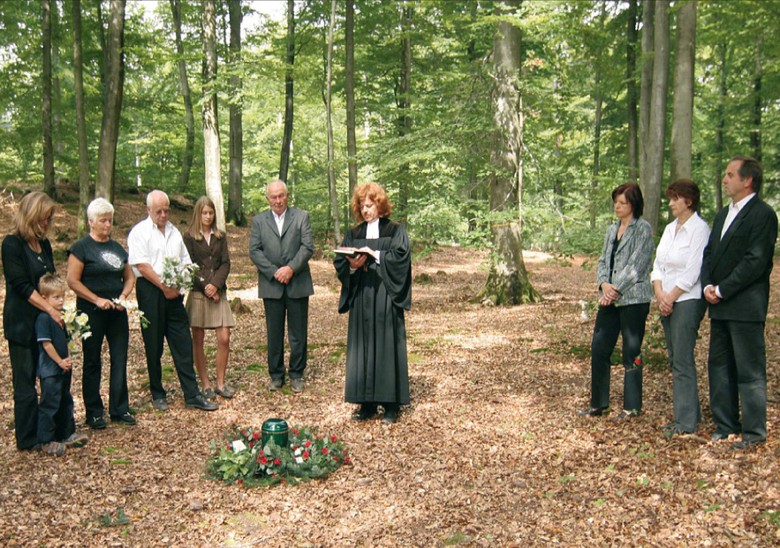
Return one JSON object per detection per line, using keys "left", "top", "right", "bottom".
{"left": 713, "top": 42, "right": 727, "bottom": 211}
{"left": 590, "top": 2, "right": 606, "bottom": 230}
{"left": 638, "top": 0, "right": 654, "bottom": 189}
{"left": 227, "top": 0, "right": 244, "bottom": 225}
{"left": 73, "top": 0, "right": 92, "bottom": 236}
{"left": 670, "top": 0, "right": 696, "bottom": 182}
{"left": 640, "top": 0, "right": 669, "bottom": 233}
{"left": 170, "top": 0, "right": 195, "bottom": 191}
{"left": 279, "top": 0, "right": 295, "bottom": 182}
{"left": 751, "top": 37, "right": 762, "bottom": 162}
{"left": 626, "top": 0, "right": 638, "bottom": 183}
{"left": 202, "top": 0, "right": 225, "bottom": 231}
{"left": 42, "top": 0, "right": 55, "bottom": 198}
{"left": 96, "top": 0, "right": 126, "bottom": 202}
{"left": 51, "top": 2, "right": 64, "bottom": 164}
{"left": 480, "top": 0, "right": 538, "bottom": 306}
{"left": 396, "top": 2, "right": 413, "bottom": 220}
{"left": 325, "top": 0, "right": 341, "bottom": 243}
{"left": 345, "top": 0, "right": 357, "bottom": 197}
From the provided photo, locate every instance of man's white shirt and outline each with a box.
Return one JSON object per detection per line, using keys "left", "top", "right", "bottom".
{"left": 127, "top": 216, "right": 192, "bottom": 278}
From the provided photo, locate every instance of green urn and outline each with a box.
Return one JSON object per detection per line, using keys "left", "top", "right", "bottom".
{"left": 261, "top": 418, "right": 289, "bottom": 448}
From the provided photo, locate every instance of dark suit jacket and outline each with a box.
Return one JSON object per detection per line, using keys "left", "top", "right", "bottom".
{"left": 183, "top": 233, "right": 230, "bottom": 294}
{"left": 249, "top": 207, "right": 314, "bottom": 300}
{"left": 701, "top": 196, "right": 778, "bottom": 321}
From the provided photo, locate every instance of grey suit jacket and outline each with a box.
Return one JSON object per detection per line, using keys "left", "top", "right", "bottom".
{"left": 249, "top": 207, "right": 314, "bottom": 299}
{"left": 596, "top": 216, "right": 654, "bottom": 306}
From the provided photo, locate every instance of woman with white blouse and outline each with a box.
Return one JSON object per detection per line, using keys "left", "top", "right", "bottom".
{"left": 651, "top": 179, "right": 710, "bottom": 436}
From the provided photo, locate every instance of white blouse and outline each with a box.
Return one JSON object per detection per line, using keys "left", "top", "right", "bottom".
{"left": 650, "top": 212, "right": 710, "bottom": 302}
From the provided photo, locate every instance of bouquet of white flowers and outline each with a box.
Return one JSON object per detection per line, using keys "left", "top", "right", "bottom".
{"left": 161, "top": 257, "right": 198, "bottom": 294}
{"left": 112, "top": 298, "right": 150, "bottom": 329}
{"left": 62, "top": 302, "right": 92, "bottom": 354}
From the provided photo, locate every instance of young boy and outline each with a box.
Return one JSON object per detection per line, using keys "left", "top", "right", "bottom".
{"left": 36, "top": 274, "right": 89, "bottom": 456}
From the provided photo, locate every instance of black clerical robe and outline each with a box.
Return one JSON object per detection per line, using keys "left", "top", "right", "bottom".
{"left": 334, "top": 218, "right": 411, "bottom": 405}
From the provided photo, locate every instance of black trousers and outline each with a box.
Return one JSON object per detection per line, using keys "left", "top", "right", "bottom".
{"left": 263, "top": 295, "right": 309, "bottom": 381}
{"left": 136, "top": 278, "right": 200, "bottom": 401}
{"left": 38, "top": 372, "right": 76, "bottom": 444}
{"left": 82, "top": 306, "right": 130, "bottom": 420}
{"left": 708, "top": 319, "right": 767, "bottom": 442}
{"left": 9, "top": 341, "right": 39, "bottom": 450}
{"left": 590, "top": 302, "right": 650, "bottom": 412}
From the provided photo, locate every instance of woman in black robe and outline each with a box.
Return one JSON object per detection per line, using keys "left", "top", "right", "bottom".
{"left": 334, "top": 183, "right": 411, "bottom": 423}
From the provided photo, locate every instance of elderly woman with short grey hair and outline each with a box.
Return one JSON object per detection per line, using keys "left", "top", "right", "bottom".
{"left": 67, "top": 198, "right": 136, "bottom": 429}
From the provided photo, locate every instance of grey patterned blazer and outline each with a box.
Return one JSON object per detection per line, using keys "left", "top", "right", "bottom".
{"left": 596, "top": 216, "right": 655, "bottom": 306}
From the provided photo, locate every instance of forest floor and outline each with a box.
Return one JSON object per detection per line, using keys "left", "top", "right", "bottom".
{"left": 0, "top": 190, "right": 778, "bottom": 546}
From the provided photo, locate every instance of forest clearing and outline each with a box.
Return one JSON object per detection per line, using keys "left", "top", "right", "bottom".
{"left": 0, "top": 197, "right": 778, "bottom": 546}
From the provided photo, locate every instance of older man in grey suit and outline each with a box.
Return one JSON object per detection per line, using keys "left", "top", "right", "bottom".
{"left": 250, "top": 180, "right": 314, "bottom": 393}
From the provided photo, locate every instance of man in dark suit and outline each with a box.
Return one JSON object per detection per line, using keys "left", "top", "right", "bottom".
{"left": 702, "top": 156, "right": 777, "bottom": 450}
{"left": 249, "top": 180, "right": 314, "bottom": 393}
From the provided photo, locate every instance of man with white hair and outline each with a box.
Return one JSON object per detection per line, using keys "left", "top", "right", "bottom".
{"left": 249, "top": 180, "right": 314, "bottom": 393}
{"left": 127, "top": 190, "right": 217, "bottom": 412}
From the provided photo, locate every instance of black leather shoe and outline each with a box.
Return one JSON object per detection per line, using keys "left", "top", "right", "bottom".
{"left": 351, "top": 404, "right": 377, "bottom": 421}
{"left": 185, "top": 395, "right": 219, "bottom": 411}
{"left": 111, "top": 412, "right": 137, "bottom": 426}
{"left": 87, "top": 416, "right": 107, "bottom": 430}
{"left": 268, "top": 378, "right": 284, "bottom": 392}
{"left": 729, "top": 438, "right": 765, "bottom": 450}
{"left": 578, "top": 406, "right": 608, "bottom": 417}
{"left": 382, "top": 405, "right": 399, "bottom": 424}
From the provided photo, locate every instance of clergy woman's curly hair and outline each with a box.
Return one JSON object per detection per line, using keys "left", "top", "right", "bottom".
{"left": 351, "top": 182, "right": 393, "bottom": 222}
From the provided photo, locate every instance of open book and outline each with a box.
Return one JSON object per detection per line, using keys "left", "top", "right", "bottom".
{"left": 334, "top": 246, "right": 379, "bottom": 261}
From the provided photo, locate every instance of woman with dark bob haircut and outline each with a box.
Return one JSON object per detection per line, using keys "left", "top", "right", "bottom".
{"left": 651, "top": 179, "right": 709, "bottom": 436}
{"left": 580, "top": 183, "right": 655, "bottom": 420}
{"left": 334, "top": 183, "right": 412, "bottom": 424}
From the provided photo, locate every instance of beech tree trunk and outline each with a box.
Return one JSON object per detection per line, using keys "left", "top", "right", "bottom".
{"left": 713, "top": 42, "right": 727, "bottom": 211}
{"left": 638, "top": 0, "right": 654, "bottom": 190}
{"left": 42, "top": 0, "right": 55, "bottom": 198}
{"left": 396, "top": 2, "right": 413, "bottom": 220}
{"left": 279, "top": 0, "right": 295, "bottom": 182}
{"left": 590, "top": 2, "right": 606, "bottom": 230}
{"left": 751, "top": 37, "right": 762, "bottom": 162}
{"left": 202, "top": 0, "right": 225, "bottom": 232}
{"left": 345, "top": 0, "right": 357, "bottom": 197}
{"left": 96, "top": 0, "right": 126, "bottom": 202}
{"left": 170, "top": 0, "right": 195, "bottom": 191}
{"left": 670, "top": 0, "right": 696, "bottom": 182}
{"left": 73, "top": 0, "right": 92, "bottom": 236}
{"left": 639, "top": 0, "right": 669, "bottom": 233}
{"left": 227, "top": 0, "right": 244, "bottom": 226}
{"left": 480, "top": 0, "right": 538, "bottom": 306}
{"left": 626, "top": 0, "right": 638, "bottom": 183}
{"left": 325, "top": 0, "right": 341, "bottom": 243}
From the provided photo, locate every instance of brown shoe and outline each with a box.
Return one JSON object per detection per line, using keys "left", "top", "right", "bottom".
{"left": 42, "top": 441, "right": 66, "bottom": 456}
{"left": 63, "top": 432, "right": 89, "bottom": 448}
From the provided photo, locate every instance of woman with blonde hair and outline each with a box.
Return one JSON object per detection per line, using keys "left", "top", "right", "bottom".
{"left": 333, "top": 183, "right": 412, "bottom": 423}
{"left": 1, "top": 191, "right": 60, "bottom": 450}
{"left": 183, "top": 196, "right": 235, "bottom": 399}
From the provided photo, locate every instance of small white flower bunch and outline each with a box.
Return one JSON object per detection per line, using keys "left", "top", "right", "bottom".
{"left": 112, "top": 298, "right": 150, "bottom": 329}
{"left": 62, "top": 302, "right": 92, "bottom": 354}
{"left": 161, "top": 257, "right": 198, "bottom": 294}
